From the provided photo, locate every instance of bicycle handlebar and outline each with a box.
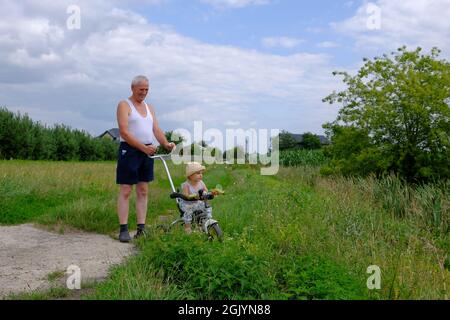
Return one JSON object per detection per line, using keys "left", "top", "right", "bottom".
{"left": 170, "top": 190, "right": 215, "bottom": 201}
{"left": 149, "top": 154, "right": 172, "bottom": 160}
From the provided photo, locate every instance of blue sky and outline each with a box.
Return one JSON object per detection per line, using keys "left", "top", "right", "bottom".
{"left": 137, "top": 0, "right": 360, "bottom": 63}
{"left": 0, "top": 0, "right": 449, "bottom": 148}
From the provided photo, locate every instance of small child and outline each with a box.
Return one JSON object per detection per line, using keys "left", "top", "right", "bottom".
{"left": 180, "top": 162, "right": 212, "bottom": 234}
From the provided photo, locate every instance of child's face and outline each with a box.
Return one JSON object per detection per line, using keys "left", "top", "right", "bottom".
{"left": 189, "top": 171, "right": 203, "bottom": 182}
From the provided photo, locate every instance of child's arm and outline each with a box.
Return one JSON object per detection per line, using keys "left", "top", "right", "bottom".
{"left": 182, "top": 184, "right": 190, "bottom": 197}
{"left": 201, "top": 181, "right": 208, "bottom": 192}
{"left": 183, "top": 184, "right": 200, "bottom": 200}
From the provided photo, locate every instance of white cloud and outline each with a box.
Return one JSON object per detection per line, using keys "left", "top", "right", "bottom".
{"left": 262, "top": 37, "right": 305, "bottom": 49}
{"left": 0, "top": 0, "right": 341, "bottom": 137}
{"left": 200, "top": 0, "right": 270, "bottom": 9}
{"left": 306, "top": 27, "right": 324, "bottom": 34}
{"left": 332, "top": 0, "right": 450, "bottom": 56}
{"left": 317, "top": 41, "right": 340, "bottom": 48}
{"left": 8, "top": 49, "right": 61, "bottom": 67}
{"left": 224, "top": 120, "right": 240, "bottom": 126}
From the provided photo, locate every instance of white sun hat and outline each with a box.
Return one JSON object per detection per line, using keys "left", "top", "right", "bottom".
{"left": 186, "top": 162, "right": 206, "bottom": 178}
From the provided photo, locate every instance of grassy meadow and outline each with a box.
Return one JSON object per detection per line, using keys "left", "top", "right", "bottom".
{"left": 0, "top": 158, "right": 448, "bottom": 300}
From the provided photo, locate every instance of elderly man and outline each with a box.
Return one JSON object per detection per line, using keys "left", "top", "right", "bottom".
{"left": 116, "top": 75, "right": 175, "bottom": 242}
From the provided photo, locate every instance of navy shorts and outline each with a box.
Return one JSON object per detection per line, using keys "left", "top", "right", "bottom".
{"left": 116, "top": 142, "right": 154, "bottom": 185}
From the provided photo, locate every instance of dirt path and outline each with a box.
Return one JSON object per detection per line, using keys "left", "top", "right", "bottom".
{"left": 0, "top": 224, "right": 135, "bottom": 298}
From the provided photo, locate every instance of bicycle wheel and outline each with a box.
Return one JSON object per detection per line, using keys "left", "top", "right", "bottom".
{"left": 208, "top": 223, "right": 224, "bottom": 242}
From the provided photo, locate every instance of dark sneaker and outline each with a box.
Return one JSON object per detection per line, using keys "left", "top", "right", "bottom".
{"left": 119, "top": 230, "right": 132, "bottom": 243}
{"left": 134, "top": 228, "right": 148, "bottom": 240}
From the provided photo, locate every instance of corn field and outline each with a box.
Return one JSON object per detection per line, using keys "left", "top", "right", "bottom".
{"left": 279, "top": 149, "right": 328, "bottom": 167}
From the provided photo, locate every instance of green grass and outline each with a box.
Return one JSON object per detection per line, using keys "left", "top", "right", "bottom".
{"left": 4, "top": 281, "right": 99, "bottom": 300}
{"left": 47, "top": 270, "right": 66, "bottom": 282}
{"left": 0, "top": 160, "right": 448, "bottom": 299}
{"left": 5, "top": 287, "right": 71, "bottom": 300}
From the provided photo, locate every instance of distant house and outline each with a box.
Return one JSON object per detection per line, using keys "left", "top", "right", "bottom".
{"left": 290, "top": 133, "right": 330, "bottom": 147}
{"left": 98, "top": 128, "right": 120, "bottom": 142}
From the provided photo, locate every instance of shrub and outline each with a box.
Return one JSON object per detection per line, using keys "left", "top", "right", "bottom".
{"left": 323, "top": 47, "right": 450, "bottom": 183}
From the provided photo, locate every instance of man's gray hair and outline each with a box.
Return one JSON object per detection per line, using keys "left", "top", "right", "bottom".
{"left": 131, "top": 75, "right": 149, "bottom": 86}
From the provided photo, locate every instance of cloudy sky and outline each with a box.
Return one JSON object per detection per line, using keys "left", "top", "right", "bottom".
{"left": 1, "top": 0, "right": 449, "bottom": 142}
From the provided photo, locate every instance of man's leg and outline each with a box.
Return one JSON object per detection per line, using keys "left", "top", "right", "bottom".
{"left": 136, "top": 182, "right": 148, "bottom": 225}
{"left": 134, "top": 151, "right": 153, "bottom": 239}
{"left": 118, "top": 184, "right": 133, "bottom": 224}
{"left": 133, "top": 182, "right": 149, "bottom": 239}
{"left": 118, "top": 184, "right": 133, "bottom": 242}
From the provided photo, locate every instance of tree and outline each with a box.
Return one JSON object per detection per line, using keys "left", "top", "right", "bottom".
{"left": 74, "top": 130, "right": 96, "bottom": 161}
{"left": 322, "top": 46, "right": 450, "bottom": 182}
{"left": 0, "top": 107, "right": 119, "bottom": 161}
{"left": 0, "top": 107, "right": 22, "bottom": 159}
{"left": 156, "top": 130, "right": 185, "bottom": 154}
{"left": 205, "top": 146, "right": 222, "bottom": 159}
{"left": 300, "top": 132, "right": 322, "bottom": 150}
{"left": 223, "top": 146, "right": 245, "bottom": 161}
{"left": 277, "top": 130, "right": 297, "bottom": 151}
{"left": 32, "top": 125, "right": 56, "bottom": 160}
{"left": 52, "top": 124, "right": 79, "bottom": 161}
{"left": 190, "top": 142, "right": 203, "bottom": 159}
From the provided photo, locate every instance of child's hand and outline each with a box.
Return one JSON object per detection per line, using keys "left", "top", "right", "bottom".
{"left": 187, "top": 193, "right": 199, "bottom": 200}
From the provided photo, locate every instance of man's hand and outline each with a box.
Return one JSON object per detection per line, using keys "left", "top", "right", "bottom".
{"left": 142, "top": 145, "right": 157, "bottom": 156}
{"left": 164, "top": 142, "right": 176, "bottom": 151}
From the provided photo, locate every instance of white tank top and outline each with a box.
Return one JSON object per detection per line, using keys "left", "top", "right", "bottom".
{"left": 120, "top": 99, "right": 155, "bottom": 145}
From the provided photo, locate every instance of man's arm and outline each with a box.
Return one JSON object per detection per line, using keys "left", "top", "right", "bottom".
{"left": 148, "top": 104, "right": 175, "bottom": 151}
{"left": 117, "top": 101, "right": 155, "bottom": 155}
